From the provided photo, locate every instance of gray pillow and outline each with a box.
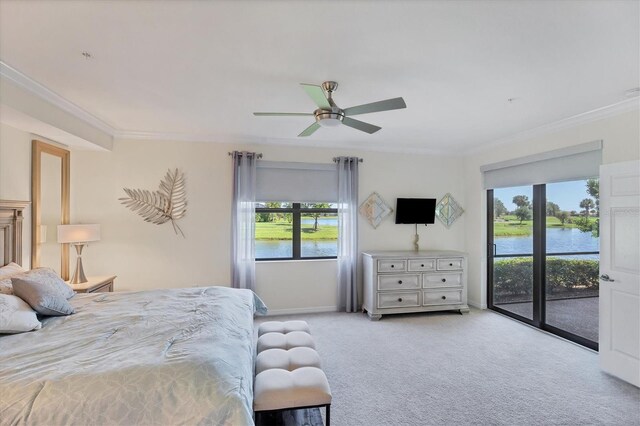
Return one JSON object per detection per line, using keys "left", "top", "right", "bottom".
{"left": 20, "top": 268, "right": 75, "bottom": 299}
{"left": 12, "top": 269, "right": 75, "bottom": 316}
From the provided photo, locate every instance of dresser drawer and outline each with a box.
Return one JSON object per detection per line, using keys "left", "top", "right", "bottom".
{"left": 378, "top": 274, "right": 420, "bottom": 291}
{"left": 423, "top": 289, "right": 462, "bottom": 305}
{"left": 378, "top": 292, "right": 420, "bottom": 309}
{"left": 407, "top": 259, "right": 436, "bottom": 272}
{"left": 377, "top": 259, "right": 406, "bottom": 272}
{"left": 436, "top": 258, "right": 463, "bottom": 271}
{"left": 423, "top": 273, "right": 462, "bottom": 288}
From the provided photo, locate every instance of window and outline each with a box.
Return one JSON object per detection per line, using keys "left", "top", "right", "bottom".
{"left": 255, "top": 202, "right": 338, "bottom": 260}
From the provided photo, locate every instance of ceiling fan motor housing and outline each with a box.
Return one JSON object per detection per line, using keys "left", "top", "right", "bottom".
{"left": 314, "top": 107, "right": 344, "bottom": 127}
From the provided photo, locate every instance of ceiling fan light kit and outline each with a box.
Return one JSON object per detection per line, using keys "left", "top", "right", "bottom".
{"left": 254, "top": 81, "right": 406, "bottom": 137}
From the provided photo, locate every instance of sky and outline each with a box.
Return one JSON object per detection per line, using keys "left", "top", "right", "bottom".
{"left": 494, "top": 180, "right": 595, "bottom": 212}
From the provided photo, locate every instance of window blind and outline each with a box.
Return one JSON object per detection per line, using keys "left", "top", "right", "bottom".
{"left": 256, "top": 161, "right": 338, "bottom": 203}
{"left": 481, "top": 140, "right": 602, "bottom": 189}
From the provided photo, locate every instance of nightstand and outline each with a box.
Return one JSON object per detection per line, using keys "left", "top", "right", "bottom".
{"left": 68, "top": 275, "right": 116, "bottom": 294}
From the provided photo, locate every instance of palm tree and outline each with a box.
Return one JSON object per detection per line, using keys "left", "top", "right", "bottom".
{"left": 579, "top": 198, "right": 594, "bottom": 218}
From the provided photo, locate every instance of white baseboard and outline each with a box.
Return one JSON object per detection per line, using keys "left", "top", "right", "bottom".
{"left": 265, "top": 306, "right": 339, "bottom": 316}
{"left": 468, "top": 299, "right": 487, "bottom": 310}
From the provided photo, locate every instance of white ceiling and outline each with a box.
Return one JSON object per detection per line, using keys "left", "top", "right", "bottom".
{"left": 0, "top": 0, "right": 638, "bottom": 153}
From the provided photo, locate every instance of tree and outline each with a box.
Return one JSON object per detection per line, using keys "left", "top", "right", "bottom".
{"left": 494, "top": 198, "right": 508, "bottom": 218}
{"left": 586, "top": 179, "right": 599, "bottom": 207}
{"left": 514, "top": 206, "right": 532, "bottom": 224}
{"left": 579, "top": 198, "right": 595, "bottom": 218}
{"left": 578, "top": 179, "right": 600, "bottom": 237}
{"left": 546, "top": 201, "right": 560, "bottom": 217}
{"left": 301, "top": 203, "right": 331, "bottom": 230}
{"left": 555, "top": 210, "right": 570, "bottom": 225}
{"left": 512, "top": 195, "right": 530, "bottom": 208}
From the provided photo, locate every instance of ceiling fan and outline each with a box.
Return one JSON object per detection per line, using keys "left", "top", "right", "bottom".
{"left": 253, "top": 81, "right": 407, "bottom": 137}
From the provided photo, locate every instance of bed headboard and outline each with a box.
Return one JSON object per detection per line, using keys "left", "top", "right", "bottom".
{"left": 0, "top": 200, "right": 30, "bottom": 267}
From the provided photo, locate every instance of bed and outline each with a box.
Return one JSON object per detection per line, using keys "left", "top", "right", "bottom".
{"left": 0, "top": 201, "right": 267, "bottom": 426}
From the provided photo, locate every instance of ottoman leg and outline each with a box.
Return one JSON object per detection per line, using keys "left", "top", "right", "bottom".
{"left": 326, "top": 404, "right": 330, "bottom": 426}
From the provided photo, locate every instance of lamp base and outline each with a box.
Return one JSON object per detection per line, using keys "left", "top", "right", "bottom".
{"left": 70, "top": 244, "right": 88, "bottom": 284}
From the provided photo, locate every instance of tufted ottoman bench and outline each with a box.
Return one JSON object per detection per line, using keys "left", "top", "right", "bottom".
{"left": 254, "top": 321, "right": 332, "bottom": 425}
{"left": 258, "top": 320, "right": 311, "bottom": 336}
{"left": 257, "top": 331, "right": 316, "bottom": 353}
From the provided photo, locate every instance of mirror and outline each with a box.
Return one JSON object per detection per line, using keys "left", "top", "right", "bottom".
{"left": 435, "top": 193, "right": 464, "bottom": 229}
{"left": 32, "top": 140, "right": 70, "bottom": 279}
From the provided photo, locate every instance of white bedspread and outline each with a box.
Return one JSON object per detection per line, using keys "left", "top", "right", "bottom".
{"left": 0, "top": 286, "right": 267, "bottom": 426}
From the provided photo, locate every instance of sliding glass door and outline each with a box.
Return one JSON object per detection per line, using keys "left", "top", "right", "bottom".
{"left": 488, "top": 179, "right": 600, "bottom": 349}
{"left": 489, "top": 186, "right": 534, "bottom": 321}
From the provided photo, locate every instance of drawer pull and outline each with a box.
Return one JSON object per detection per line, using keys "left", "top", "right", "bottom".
{"left": 449, "top": 263, "right": 453, "bottom": 266}
{"left": 391, "top": 265, "right": 395, "bottom": 268}
{"left": 398, "top": 280, "right": 403, "bottom": 284}
{"left": 421, "top": 264, "right": 425, "bottom": 267}
{"left": 441, "top": 295, "right": 447, "bottom": 300}
{"left": 398, "top": 298, "right": 403, "bottom": 302}
{"left": 441, "top": 278, "right": 446, "bottom": 283}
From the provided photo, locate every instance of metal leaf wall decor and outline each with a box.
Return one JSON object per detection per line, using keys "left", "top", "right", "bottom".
{"left": 119, "top": 169, "right": 187, "bottom": 237}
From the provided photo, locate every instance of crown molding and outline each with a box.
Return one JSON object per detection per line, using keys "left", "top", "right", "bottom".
{"left": 114, "top": 129, "right": 455, "bottom": 156}
{"left": 468, "top": 97, "right": 640, "bottom": 155}
{"left": 0, "top": 61, "right": 117, "bottom": 136}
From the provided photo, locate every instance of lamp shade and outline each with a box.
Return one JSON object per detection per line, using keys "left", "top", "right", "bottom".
{"left": 57, "top": 224, "right": 101, "bottom": 244}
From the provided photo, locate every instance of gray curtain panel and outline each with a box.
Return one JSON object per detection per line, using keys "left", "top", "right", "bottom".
{"left": 231, "top": 151, "right": 258, "bottom": 290}
{"left": 336, "top": 156, "right": 360, "bottom": 312}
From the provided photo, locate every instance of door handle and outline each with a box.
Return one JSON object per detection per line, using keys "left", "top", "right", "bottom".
{"left": 600, "top": 274, "right": 615, "bottom": 282}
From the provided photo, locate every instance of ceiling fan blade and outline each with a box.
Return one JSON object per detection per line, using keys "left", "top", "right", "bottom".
{"left": 253, "top": 112, "right": 313, "bottom": 116}
{"left": 298, "top": 122, "right": 321, "bottom": 137}
{"left": 300, "top": 84, "right": 331, "bottom": 109}
{"left": 342, "top": 117, "right": 381, "bottom": 134}
{"left": 343, "top": 97, "right": 407, "bottom": 116}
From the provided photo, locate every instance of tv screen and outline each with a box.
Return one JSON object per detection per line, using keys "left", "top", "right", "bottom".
{"left": 395, "top": 198, "right": 436, "bottom": 224}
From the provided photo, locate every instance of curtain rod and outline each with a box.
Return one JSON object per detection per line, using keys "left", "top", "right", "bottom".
{"left": 228, "top": 151, "right": 263, "bottom": 159}
{"left": 333, "top": 157, "right": 363, "bottom": 163}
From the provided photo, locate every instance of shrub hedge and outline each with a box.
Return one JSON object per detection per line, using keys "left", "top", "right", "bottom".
{"left": 493, "top": 257, "right": 599, "bottom": 303}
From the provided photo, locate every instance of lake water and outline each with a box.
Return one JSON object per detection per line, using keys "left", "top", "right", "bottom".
{"left": 257, "top": 223, "right": 599, "bottom": 260}
{"left": 256, "top": 240, "right": 337, "bottom": 259}
{"left": 496, "top": 227, "right": 599, "bottom": 259}
{"left": 301, "top": 218, "right": 338, "bottom": 226}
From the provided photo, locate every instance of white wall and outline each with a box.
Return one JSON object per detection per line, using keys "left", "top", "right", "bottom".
{"left": 464, "top": 110, "right": 640, "bottom": 308}
{"left": 0, "top": 123, "right": 32, "bottom": 268}
{"left": 71, "top": 139, "right": 466, "bottom": 313}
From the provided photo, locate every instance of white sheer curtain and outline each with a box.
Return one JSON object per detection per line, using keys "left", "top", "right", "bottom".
{"left": 231, "top": 151, "right": 258, "bottom": 290}
{"left": 336, "top": 156, "right": 360, "bottom": 312}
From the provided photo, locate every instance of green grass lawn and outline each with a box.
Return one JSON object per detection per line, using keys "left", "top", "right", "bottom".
{"left": 255, "top": 221, "right": 337, "bottom": 240}
{"left": 494, "top": 215, "right": 598, "bottom": 237}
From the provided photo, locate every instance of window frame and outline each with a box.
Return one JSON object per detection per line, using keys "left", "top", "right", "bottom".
{"left": 255, "top": 202, "right": 338, "bottom": 261}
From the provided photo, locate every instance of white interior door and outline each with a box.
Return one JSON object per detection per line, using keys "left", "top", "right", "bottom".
{"left": 599, "top": 160, "right": 640, "bottom": 387}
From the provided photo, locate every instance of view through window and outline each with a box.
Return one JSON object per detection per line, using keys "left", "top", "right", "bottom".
{"left": 490, "top": 178, "right": 600, "bottom": 347}
{"left": 255, "top": 202, "right": 338, "bottom": 260}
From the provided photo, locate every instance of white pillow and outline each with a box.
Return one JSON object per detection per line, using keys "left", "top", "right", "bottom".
{"left": 0, "top": 278, "right": 13, "bottom": 295}
{"left": 0, "top": 262, "right": 28, "bottom": 295}
{"left": 0, "top": 262, "right": 27, "bottom": 277}
{"left": 0, "top": 294, "right": 42, "bottom": 334}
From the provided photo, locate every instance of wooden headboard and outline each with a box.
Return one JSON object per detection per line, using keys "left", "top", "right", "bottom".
{"left": 0, "top": 200, "right": 30, "bottom": 267}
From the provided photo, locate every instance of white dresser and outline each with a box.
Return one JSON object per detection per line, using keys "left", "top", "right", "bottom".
{"left": 362, "top": 250, "right": 469, "bottom": 320}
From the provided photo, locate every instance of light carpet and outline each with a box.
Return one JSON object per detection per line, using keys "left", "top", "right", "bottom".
{"left": 256, "top": 309, "right": 639, "bottom": 426}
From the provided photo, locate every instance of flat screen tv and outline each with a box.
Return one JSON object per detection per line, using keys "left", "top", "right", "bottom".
{"left": 395, "top": 198, "right": 436, "bottom": 224}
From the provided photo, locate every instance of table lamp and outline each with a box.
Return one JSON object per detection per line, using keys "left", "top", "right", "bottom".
{"left": 57, "top": 224, "right": 101, "bottom": 284}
